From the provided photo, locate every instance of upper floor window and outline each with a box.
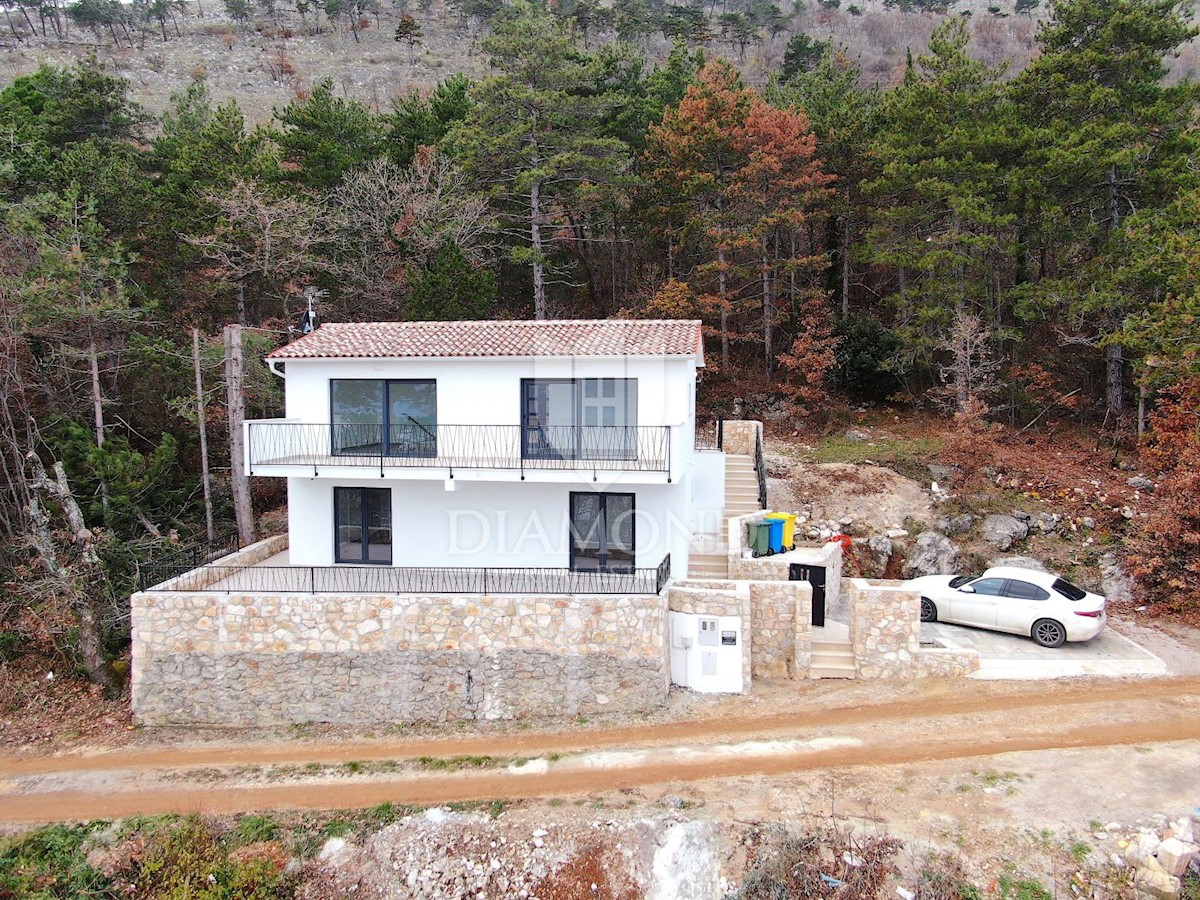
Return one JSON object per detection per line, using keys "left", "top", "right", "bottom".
{"left": 331, "top": 379, "right": 437, "bottom": 458}
{"left": 521, "top": 378, "right": 638, "bottom": 461}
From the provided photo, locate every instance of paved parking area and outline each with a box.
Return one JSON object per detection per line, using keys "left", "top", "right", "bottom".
{"left": 921, "top": 622, "right": 1167, "bottom": 680}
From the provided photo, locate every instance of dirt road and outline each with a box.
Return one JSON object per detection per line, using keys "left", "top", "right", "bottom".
{"left": 2, "top": 676, "right": 1198, "bottom": 825}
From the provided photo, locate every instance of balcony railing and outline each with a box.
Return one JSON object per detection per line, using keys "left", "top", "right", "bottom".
{"left": 247, "top": 423, "right": 672, "bottom": 475}
{"left": 140, "top": 553, "right": 672, "bottom": 596}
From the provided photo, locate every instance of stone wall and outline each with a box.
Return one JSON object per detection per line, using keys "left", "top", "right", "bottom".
{"left": 748, "top": 581, "right": 812, "bottom": 679}
{"left": 848, "top": 579, "right": 978, "bottom": 679}
{"left": 720, "top": 420, "right": 762, "bottom": 457}
{"left": 665, "top": 579, "right": 813, "bottom": 682}
{"left": 132, "top": 540, "right": 669, "bottom": 726}
{"left": 727, "top": 515, "right": 843, "bottom": 619}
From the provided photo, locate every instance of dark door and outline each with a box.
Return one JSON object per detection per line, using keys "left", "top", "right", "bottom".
{"left": 334, "top": 487, "right": 392, "bottom": 564}
{"left": 570, "top": 492, "right": 635, "bottom": 573}
{"left": 386, "top": 380, "right": 437, "bottom": 458}
{"left": 522, "top": 379, "right": 578, "bottom": 460}
{"left": 790, "top": 563, "right": 827, "bottom": 627}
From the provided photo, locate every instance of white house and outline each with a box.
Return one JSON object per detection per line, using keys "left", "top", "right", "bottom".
{"left": 247, "top": 318, "right": 719, "bottom": 589}
{"left": 129, "top": 319, "right": 978, "bottom": 728}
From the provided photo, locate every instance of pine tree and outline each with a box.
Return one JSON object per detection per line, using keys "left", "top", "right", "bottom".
{"left": 865, "top": 19, "right": 1015, "bottom": 412}
{"left": 1013, "top": 0, "right": 1200, "bottom": 417}
{"left": 448, "top": 5, "right": 628, "bottom": 319}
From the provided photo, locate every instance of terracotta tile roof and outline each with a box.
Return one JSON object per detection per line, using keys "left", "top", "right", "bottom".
{"left": 267, "top": 320, "right": 705, "bottom": 362}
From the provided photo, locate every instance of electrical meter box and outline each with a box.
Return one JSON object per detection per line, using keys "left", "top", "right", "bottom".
{"left": 668, "top": 612, "right": 743, "bottom": 693}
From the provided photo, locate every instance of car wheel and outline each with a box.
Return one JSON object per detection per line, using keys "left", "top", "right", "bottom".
{"left": 920, "top": 597, "right": 937, "bottom": 623}
{"left": 1032, "top": 618, "right": 1066, "bottom": 648}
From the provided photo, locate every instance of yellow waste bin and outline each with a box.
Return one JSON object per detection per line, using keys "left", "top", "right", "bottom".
{"left": 765, "top": 512, "right": 798, "bottom": 551}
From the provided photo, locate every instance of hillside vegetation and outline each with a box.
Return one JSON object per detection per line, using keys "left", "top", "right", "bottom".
{"left": 0, "top": 0, "right": 1197, "bottom": 695}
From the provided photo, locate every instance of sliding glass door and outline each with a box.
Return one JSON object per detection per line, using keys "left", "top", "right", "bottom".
{"left": 386, "top": 380, "right": 437, "bottom": 457}
{"left": 330, "top": 379, "right": 436, "bottom": 458}
{"left": 570, "top": 492, "right": 635, "bottom": 573}
{"left": 522, "top": 379, "right": 638, "bottom": 461}
{"left": 334, "top": 487, "right": 392, "bottom": 564}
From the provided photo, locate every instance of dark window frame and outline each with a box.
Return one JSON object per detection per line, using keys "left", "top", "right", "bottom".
{"left": 569, "top": 491, "right": 636, "bottom": 574}
{"left": 520, "top": 378, "right": 638, "bottom": 461}
{"left": 333, "top": 486, "right": 393, "bottom": 565}
{"left": 329, "top": 378, "right": 437, "bottom": 458}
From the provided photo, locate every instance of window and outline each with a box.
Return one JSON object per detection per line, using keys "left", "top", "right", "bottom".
{"left": 968, "top": 578, "right": 1006, "bottom": 596}
{"left": 334, "top": 487, "right": 392, "bottom": 564}
{"left": 1052, "top": 578, "right": 1087, "bottom": 601}
{"left": 330, "top": 379, "right": 436, "bottom": 457}
{"left": 521, "top": 379, "right": 637, "bottom": 460}
{"left": 569, "top": 492, "right": 635, "bottom": 573}
{"left": 1003, "top": 580, "right": 1050, "bottom": 601}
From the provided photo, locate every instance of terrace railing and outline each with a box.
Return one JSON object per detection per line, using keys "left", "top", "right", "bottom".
{"left": 140, "top": 553, "right": 672, "bottom": 596}
{"left": 247, "top": 423, "right": 672, "bottom": 475}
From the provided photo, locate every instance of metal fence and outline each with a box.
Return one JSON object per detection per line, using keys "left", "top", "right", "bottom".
{"left": 247, "top": 423, "right": 672, "bottom": 475}
{"left": 137, "top": 532, "right": 241, "bottom": 591}
{"left": 140, "top": 553, "right": 672, "bottom": 596}
{"left": 694, "top": 419, "right": 724, "bottom": 451}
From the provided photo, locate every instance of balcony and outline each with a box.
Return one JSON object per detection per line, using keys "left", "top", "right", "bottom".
{"left": 246, "top": 422, "right": 673, "bottom": 478}
{"left": 139, "top": 544, "right": 672, "bottom": 597}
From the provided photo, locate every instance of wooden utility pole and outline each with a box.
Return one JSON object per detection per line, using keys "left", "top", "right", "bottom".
{"left": 193, "top": 328, "right": 215, "bottom": 542}
{"left": 225, "top": 324, "right": 255, "bottom": 547}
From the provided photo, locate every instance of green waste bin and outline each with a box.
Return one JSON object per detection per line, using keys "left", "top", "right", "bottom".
{"left": 748, "top": 521, "right": 774, "bottom": 557}
{"left": 765, "top": 512, "right": 798, "bottom": 551}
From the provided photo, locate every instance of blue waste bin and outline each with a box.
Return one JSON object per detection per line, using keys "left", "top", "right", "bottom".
{"left": 764, "top": 518, "right": 784, "bottom": 555}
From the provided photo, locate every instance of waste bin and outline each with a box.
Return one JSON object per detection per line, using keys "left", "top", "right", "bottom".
{"left": 764, "top": 517, "right": 784, "bottom": 554}
{"left": 765, "top": 512, "right": 798, "bottom": 551}
{"left": 748, "top": 521, "right": 774, "bottom": 557}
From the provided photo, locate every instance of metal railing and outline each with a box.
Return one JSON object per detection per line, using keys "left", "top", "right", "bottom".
{"left": 140, "top": 553, "right": 672, "bottom": 596}
{"left": 695, "top": 418, "right": 724, "bottom": 451}
{"left": 137, "top": 531, "right": 241, "bottom": 591}
{"left": 247, "top": 423, "right": 672, "bottom": 475}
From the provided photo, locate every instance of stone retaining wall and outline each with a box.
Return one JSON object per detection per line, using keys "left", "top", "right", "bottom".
{"left": 665, "top": 579, "right": 814, "bottom": 682}
{"left": 848, "top": 579, "right": 979, "bottom": 679}
{"left": 749, "top": 581, "right": 812, "bottom": 680}
{"left": 132, "top": 539, "right": 669, "bottom": 726}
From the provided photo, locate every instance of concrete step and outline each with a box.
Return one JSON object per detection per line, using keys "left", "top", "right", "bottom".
{"left": 810, "top": 661, "right": 856, "bottom": 679}
{"left": 811, "top": 643, "right": 849, "bottom": 657}
{"left": 689, "top": 564, "right": 730, "bottom": 578}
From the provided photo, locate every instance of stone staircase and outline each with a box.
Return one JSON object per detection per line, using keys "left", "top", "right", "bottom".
{"left": 810, "top": 624, "right": 856, "bottom": 679}
{"left": 724, "top": 453, "right": 761, "bottom": 518}
{"left": 687, "top": 453, "right": 762, "bottom": 579}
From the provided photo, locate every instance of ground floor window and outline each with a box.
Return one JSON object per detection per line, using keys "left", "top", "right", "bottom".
{"left": 334, "top": 487, "right": 392, "bottom": 564}
{"left": 569, "top": 492, "right": 635, "bottom": 573}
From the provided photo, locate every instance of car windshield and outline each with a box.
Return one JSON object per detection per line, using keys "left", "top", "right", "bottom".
{"left": 948, "top": 575, "right": 976, "bottom": 588}
{"left": 1052, "top": 578, "right": 1088, "bottom": 601}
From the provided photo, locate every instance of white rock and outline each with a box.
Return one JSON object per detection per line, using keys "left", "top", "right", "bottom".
{"left": 1133, "top": 865, "right": 1181, "bottom": 899}
{"left": 318, "top": 837, "right": 347, "bottom": 860}
{"left": 1156, "top": 837, "right": 1198, "bottom": 878}
{"left": 897, "top": 889, "right": 916, "bottom": 900}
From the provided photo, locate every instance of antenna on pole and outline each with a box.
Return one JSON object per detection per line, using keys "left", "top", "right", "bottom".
{"left": 300, "top": 286, "right": 323, "bottom": 334}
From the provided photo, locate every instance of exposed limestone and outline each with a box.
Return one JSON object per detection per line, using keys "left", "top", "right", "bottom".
{"left": 901, "top": 531, "right": 959, "bottom": 578}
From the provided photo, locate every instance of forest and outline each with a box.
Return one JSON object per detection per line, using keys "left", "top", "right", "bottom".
{"left": 0, "top": 0, "right": 1197, "bottom": 690}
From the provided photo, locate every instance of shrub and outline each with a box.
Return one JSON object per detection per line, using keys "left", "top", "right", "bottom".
{"left": 831, "top": 316, "right": 904, "bottom": 402}
{"left": 0, "top": 823, "right": 113, "bottom": 898}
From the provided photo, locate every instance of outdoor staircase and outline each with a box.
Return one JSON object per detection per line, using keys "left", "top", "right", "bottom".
{"left": 687, "top": 453, "right": 763, "bottom": 579}
{"left": 724, "top": 453, "right": 761, "bottom": 518}
{"left": 810, "top": 625, "right": 856, "bottom": 679}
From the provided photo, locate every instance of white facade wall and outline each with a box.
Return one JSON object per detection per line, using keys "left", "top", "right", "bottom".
{"left": 277, "top": 355, "right": 696, "bottom": 432}
{"left": 287, "top": 475, "right": 689, "bottom": 572}
{"left": 267, "top": 352, "right": 702, "bottom": 577}
{"left": 689, "top": 449, "right": 727, "bottom": 538}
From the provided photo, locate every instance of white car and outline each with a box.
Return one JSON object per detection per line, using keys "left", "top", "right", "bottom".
{"left": 903, "top": 566, "right": 1107, "bottom": 648}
